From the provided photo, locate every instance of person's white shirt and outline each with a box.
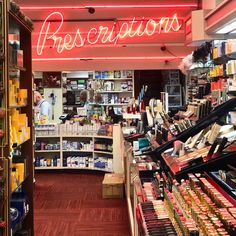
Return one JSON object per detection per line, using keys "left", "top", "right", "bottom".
{"left": 37, "top": 99, "right": 51, "bottom": 119}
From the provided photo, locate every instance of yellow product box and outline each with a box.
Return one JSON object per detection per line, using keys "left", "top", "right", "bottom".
{"left": 102, "top": 173, "right": 124, "bottom": 199}
{"left": 11, "top": 169, "right": 19, "bottom": 191}
{"left": 12, "top": 163, "right": 24, "bottom": 184}
{"left": 26, "top": 127, "right": 31, "bottom": 140}
{"left": 18, "top": 114, "right": 28, "bottom": 128}
{"left": 18, "top": 89, "right": 27, "bottom": 106}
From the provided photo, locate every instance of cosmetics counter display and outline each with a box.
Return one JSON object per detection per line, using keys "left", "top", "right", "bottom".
{"left": 0, "top": 1, "right": 34, "bottom": 235}
{"left": 123, "top": 97, "right": 236, "bottom": 236}
{"left": 34, "top": 123, "right": 124, "bottom": 173}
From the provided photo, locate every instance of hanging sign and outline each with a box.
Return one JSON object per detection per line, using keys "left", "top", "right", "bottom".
{"left": 36, "top": 11, "right": 182, "bottom": 56}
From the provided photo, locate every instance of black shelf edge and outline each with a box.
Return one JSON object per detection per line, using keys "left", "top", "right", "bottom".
{"left": 174, "top": 151, "right": 236, "bottom": 180}
{"left": 212, "top": 52, "right": 236, "bottom": 65}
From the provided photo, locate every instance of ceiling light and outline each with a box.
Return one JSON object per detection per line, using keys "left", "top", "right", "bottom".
{"left": 230, "top": 29, "right": 236, "bottom": 34}
{"left": 216, "top": 20, "right": 236, "bottom": 34}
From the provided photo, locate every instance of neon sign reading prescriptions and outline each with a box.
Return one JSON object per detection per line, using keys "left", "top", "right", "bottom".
{"left": 37, "top": 12, "right": 182, "bottom": 55}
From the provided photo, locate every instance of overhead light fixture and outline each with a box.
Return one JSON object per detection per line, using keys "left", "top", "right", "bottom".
{"left": 230, "top": 29, "right": 236, "bottom": 34}
{"left": 216, "top": 20, "right": 236, "bottom": 34}
{"left": 20, "top": 4, "right": 198, "bottom": 10}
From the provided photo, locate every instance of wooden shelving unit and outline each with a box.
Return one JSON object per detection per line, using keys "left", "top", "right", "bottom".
{"left": 0, "top": 1, "right": 34, "bottom": 235}
{"left": 34, "top": 124, "right": 124, "bottom": 173}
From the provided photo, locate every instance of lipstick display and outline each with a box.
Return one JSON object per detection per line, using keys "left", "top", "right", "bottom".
{"left": 138, "top": 201, "right": 178, "bottom": 236}
{"left": 164, "top": 173, "right": 236, "bottom": 236}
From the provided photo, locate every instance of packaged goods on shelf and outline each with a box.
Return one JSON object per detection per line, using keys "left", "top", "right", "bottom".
{"left": 62, "top": 140, "right": 93, "bottom": 151}
{"left": 35, "top": 156, "right": 61, "bottom": 168}
{"left": 35, "top": 124, "right": 60, "bottom": 136}
{"left": 94, "top": 156, "right": 113, "bottom": 171}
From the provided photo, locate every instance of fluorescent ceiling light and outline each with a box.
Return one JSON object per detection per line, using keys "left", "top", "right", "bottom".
{"left": 230, "top": 29, "right": 236, "bottom": 34}
{"left": 216, "top": 20, "right": 236, "bottom": 34}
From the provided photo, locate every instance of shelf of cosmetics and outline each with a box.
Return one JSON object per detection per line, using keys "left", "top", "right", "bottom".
{"left": 35, "top": 122, "right": 112, "bottom": 137}
{"left": 10, "top": 192, "right": 30, "bottom": 235}
{"left": 211, "top": 39, "right": 236, "bottom": 63}
{"left": 175, "top": 99, "right": 212, "bottom": 120}
{"left": 165, "top": 173, "right": 236, "bottom": 236}
{"left": 161, "top": 123, "right": 236, "bottom": 177}
{"left": 35, "top": 154, "right": 113, "bottom": 171}
{"left": 151, "top": 100, "right": 211, "bottom": 145}
{"left": 137, "top": 169, "right": 236, "bottom": 236}
{"left": 11, "top": 109, "right": 30, "bottom": 146}
{"left": 35, "top": 139, "right": 113, "bottom": 153}
{"left": 137, "top": 201, "right": 178, "bottom": 236}
{"left": 209, "top": 62, "right": 236, "bottom": 78}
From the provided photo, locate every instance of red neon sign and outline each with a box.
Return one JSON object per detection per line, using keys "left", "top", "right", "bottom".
{"left": 37, "top": 12, "right": 182, "bottom": 56}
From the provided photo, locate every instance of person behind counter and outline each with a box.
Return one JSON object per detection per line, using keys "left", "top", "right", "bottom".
{"left": 34, "top": 91, "right": 52, "bottom": 122}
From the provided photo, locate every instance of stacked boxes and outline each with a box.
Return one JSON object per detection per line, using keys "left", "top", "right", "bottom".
{"left": 102, "top": 173, "right": 124, "bottom": 199}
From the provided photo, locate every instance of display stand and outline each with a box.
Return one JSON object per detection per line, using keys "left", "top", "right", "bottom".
{"left": 35, "top": 124, "right": 124, "bottom": 173}
{"left": 0, "top": 1, "right": 34, "bottom": 235}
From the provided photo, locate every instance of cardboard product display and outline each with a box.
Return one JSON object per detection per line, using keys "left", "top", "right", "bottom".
{"left": 102, "top": 173, "right": 124, "bottom": 199}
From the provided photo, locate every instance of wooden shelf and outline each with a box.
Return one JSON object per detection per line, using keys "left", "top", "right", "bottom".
{"left": 62, "top": 149, "right": 93, "bottom": 153}
{"left": 96, "top": 90, "right": 133, "bottom": 93}
{"left": 62, "top": 134, "right": 95, "bottom": 138}
{"left": 9, "top": 104, "right": 27, "bottom": 109}
{"left": 36, "top": 135, "right": 60, "bottom": 138}
{"left": 9, "top": 64, "right": 26, "bottom": 72}
{"left": 35, "top": 166, "right": 112, "bottom": 172}
{"left": 34, "top": 124, "right": 123, "bottom": 173}
{"left": 93, "top": 135, "right": 113, "bottom": 139}
{"left": 35, "top": 150, "right": 60, "bottom": 153}
{"left": 98, "top": 103, "right": 128, "bottom": 106}
{"left": 95, "top": 78, "right": 133, "bottom": 81}
{"left": 94, "top": 150, "right": 113, "bottom": 155}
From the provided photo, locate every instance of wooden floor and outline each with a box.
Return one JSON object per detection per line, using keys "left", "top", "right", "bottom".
{"left": 34, "top": 172, "right": 131, "bottom": 236}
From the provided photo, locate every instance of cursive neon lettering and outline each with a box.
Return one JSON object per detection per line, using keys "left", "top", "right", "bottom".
{"left": 87, "top": 27, "right": 99, "bottom": 44}
{"left": 37, "top": 12, "right": 182, "bottom": 55}
{"left": 144, "top": 19, "right": 157, "bottom": 36}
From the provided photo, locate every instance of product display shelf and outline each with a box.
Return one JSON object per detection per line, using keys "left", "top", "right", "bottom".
{"left": 96, "top": 90, "right": 133, "bottom": 93}
{"left": 35, "top": 150, "right": 60, "bottom": 153}
{"left": 36, "top": 135, "right": 60, "bottom": 138}
{"left": 7, "top": 6, "right": 34, "bottom": 235}
{"left": 62, "top": 149, "right": 93, "bottom": 153}
{"left": 98, "top": 78, "right": 133, "bottom": 81}
{"left": 208, "top": 171, "right": 236, "bottom": 201}
{"left": 212, "top": 51, "right": 236, "bottom": 65}
{"left": 94, "top": 150, "right": 113, "bottom": 155}
{"left": 98, "top": 103, "right": 129, "bottom": 106}
{"left": 9, "top": 64, "right": 26, "bottom": 72}
{"left": 161, "top": 151, "right": 236, "bottom": 181}
{"left": 34, "top": 166, "right": 112, "bottom": 172}
{"left": 35, "top": 124, "right": 123, "bottom": 173}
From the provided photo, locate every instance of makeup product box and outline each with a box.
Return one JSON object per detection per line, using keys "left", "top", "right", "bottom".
{"left": 102, "top": 173, "right": 124, "bottom": 199}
